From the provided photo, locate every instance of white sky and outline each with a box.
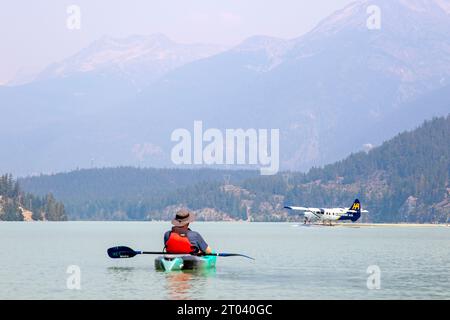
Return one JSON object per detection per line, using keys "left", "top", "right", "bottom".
{"left": 0, "top": 0, "right": 354, "bottom": 84}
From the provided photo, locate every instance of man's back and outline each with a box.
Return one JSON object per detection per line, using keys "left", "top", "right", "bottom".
{"left": 164, "top": 227, "right": 209, "bottom": 253}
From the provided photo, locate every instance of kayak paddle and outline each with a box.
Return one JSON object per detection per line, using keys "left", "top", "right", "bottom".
{"left": 212, "top": 253, "right": 255, "bottom": 260}
{"left": 107, "top": 246, "right": 254, "bottom": 260}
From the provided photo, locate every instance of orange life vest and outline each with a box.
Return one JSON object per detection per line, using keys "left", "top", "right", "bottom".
{"left": 165, "top": 229, "right": 196, "bottom": 254}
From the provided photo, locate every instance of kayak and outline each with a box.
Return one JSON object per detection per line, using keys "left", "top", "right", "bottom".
{"left": 155, "top": 255, "right": 217, "bottom": 271}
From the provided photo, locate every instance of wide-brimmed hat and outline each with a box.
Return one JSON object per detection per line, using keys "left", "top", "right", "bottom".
{"left": 171, "top": 209, "right": 195, "bottom": 227}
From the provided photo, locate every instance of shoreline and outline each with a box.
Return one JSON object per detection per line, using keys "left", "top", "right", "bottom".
{"left": 2, "top": 220, "right": 449, "bottom": 227}
{"left": 337, "top": 223, "right": 450, "bottom": 228}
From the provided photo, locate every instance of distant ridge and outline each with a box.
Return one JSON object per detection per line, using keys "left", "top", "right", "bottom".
{"left": 37, "top": 33, "right": 227, "bottom": 87}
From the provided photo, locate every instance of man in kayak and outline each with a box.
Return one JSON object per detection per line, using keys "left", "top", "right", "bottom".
{"left": 164, "top": 209, "right": 213, "bottom": 255}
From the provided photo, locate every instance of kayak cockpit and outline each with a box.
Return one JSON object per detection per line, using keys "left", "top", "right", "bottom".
{"left": 155, "top": 255, "right": 217, "bottom": 271}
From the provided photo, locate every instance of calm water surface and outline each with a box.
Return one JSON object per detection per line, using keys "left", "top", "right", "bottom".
{"left": 0, "top": 222, "right": 449, "bottom": 299}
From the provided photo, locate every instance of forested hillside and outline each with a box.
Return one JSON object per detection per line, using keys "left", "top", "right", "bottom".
{"left": 20, "top": 116, "right": 449, "bottom": 223}
{"left": 0, "top": 174, "right": 66, "bottom": 221}
{"left": 20, "top": 168, "right": 257, "bottom": 220}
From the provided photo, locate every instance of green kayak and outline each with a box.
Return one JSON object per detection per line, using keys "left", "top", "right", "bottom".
{"left": 155, "top": 255, "right": 217, "bottom": 271}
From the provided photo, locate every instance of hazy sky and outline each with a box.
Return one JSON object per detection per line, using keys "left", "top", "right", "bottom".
{"left": 0, "top": 0, "right": 354, "bottom": 84}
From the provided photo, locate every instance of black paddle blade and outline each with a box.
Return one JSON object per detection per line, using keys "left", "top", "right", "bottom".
{"left": 107, "top": 246, "right": 138, "bottom": 258}
{"left": 217, "top": 253, "right": 255, "bottom": 260}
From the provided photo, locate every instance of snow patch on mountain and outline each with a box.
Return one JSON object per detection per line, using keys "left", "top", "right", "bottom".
{"left": 38, "top": 34, "right": 227, "bottom": 85}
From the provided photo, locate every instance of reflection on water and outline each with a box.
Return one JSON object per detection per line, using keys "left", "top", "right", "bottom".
{"left": 105, "top": 265, "right": 217, "bottom": 300}
{"left": 162, "top": 269, "right": 216, "bottom": 300}
{"left": 107, "top": 267, "right": 136, "bottom": 282}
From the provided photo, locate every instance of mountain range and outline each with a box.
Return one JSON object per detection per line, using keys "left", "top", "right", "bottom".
{"left": 37, "top": 33, "right": 226, "bottom": 88}
{"left": 1, "top": 0, "right": 450, "bottom": 175}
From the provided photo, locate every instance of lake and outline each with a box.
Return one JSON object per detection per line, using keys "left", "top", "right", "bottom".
{"left": 0, "top": 222, "right": 449, "bottom": 299}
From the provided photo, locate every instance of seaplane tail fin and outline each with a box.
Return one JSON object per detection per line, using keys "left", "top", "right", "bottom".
{"left": 349, "top": 199, "right": 361, "bottom": 222}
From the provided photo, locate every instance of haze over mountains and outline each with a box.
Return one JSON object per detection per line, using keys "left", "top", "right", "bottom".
{"left": 1, "top": 0, "right": 450, "bottom": 175}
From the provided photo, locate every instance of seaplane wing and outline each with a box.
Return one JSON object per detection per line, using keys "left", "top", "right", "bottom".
{"left": 283, "top": 206, "right": 320, "bottom": 212}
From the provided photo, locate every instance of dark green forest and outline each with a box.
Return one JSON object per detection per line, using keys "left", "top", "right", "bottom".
{"left": 20, "top": 116, "right": 449, "bottom": 223}
{"left": 0, "top": 174, "right": 66, "bottom": 221}
{"left": 20, "top": 168, "right": 257, "bottom": 220}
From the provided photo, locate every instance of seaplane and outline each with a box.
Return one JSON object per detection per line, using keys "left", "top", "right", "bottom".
{"left": 284, "top": 199, "right": 368, "bottom": 226}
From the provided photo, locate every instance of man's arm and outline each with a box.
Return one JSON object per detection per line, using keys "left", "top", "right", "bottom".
{"left": 204, "top": 246, "right": 213, "bottom": 254}
{"left": 192, "top": 232, "right": 213, "bottom": 254}
{"left": 163, "top": 231, "right": 170, "bottom": 244}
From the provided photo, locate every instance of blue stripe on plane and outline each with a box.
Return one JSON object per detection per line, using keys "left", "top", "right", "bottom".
{"left": 338, "top": 212, "right": 360, "bottom": 222}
